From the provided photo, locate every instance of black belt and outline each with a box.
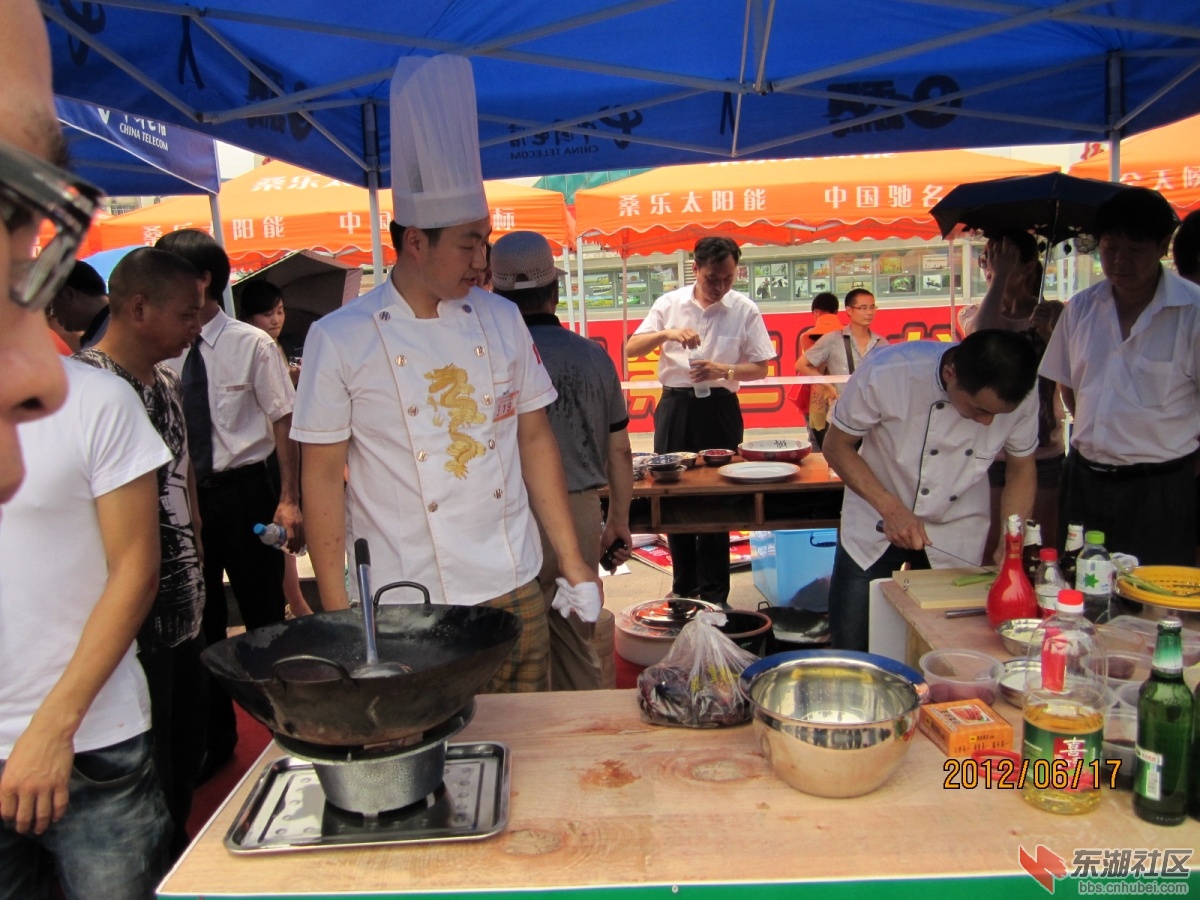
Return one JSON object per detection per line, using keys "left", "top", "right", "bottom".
{"left": 197, "top": 460, "right": 269, "bottom": 490}
{"left": 1071, "top": 449, "right": 1195, "bottom": 481}
{"left": 660, "top": 386, "right": 732, "bottom": 396}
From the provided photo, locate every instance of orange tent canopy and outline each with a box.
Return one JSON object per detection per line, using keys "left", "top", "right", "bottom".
{"left": 1069, "top": 114, "right": 1200, "bottom": 214}
{"left": 574, "top": 150, "right": 1059, "bottom": 257}
{"left": 93, "top": 159, "right": 574, "bottom": 265}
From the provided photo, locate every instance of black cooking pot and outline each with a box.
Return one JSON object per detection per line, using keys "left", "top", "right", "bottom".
{"left": 757, "top": 602, "right": 831, "bottom": 652}
{"left": 718, "top": 609, "right": 773, "bottom": 657}
{"left": 201, "top": 583, "right": 521, "bottom": 748}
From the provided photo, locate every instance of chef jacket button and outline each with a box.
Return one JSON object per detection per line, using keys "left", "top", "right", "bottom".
{"left": 929, "top": 449, "right": 939, "bottom": 456}
{"left": 920, "top": 487, "right": 930, "bottom": 496}
{"left": 487, "top": 439, "right": 496, "bottom": 449}
{"left": 463, "top": 304, "right": 473, "bottom": 313}
{"left": 965, "top": 448, "right": 973, "bottom": 456}
{"left": 379, "top": 311, "right": 391, "bottom": 322}
{"left": 494, "top": 489, "right": 503, "bottom": 499}
{"left": 475, "top": 346, "right": 485, "bottom": 357}
{"left": 949, "top": 495, "right": 958, "bottom": 502}
{"left": 483, "top": 394, "right": 493, "bottom": 405}
{"left": 417, "top": 450, "right": 428, "bottom": 462}
{"left": 935, "top": 402, "right": 945, "bottom": 410}
{"left": 407, "top": 405, "right": 419, "bottom": 417}
{"left": 395, "top": 355, "right": 407, "bottom": 366}
{"left": 428, "top": 501, "right": 438, "bottom": 513}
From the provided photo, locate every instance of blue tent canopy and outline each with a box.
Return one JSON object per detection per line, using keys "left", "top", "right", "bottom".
{"left": 56, "top": 97, "right": 220, "bottom": 196}
{"left": 42, "top": 0, "right": 1200, "bottom": 187}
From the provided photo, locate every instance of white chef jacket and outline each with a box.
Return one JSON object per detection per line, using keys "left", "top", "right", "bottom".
{"left": 165, "top": 309, "right": 295, "bottom": 472}
{"left": 1040, "top": 267, "right": 1200, "bottom": 466}
{"left": 633, "top": 285, "right": 775, "bottom": 390}
{"left": 832, "top": 341, "right": 1039, "bottom": 570}
{"left": 291, "top": 279, "right": 557, "bottom": 605}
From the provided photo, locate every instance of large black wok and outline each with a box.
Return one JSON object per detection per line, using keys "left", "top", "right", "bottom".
{"left": 201, "top": 582, "right": 521, "bottom": 747}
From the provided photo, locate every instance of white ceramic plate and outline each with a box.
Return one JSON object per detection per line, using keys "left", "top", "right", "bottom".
{"left": 719, "top": 462, "right": 800, "bottom": 484}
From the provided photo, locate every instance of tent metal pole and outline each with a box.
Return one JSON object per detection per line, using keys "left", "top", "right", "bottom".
{"left": 1107, "top": 53, "right": 1123, "bottom": 183}
{"left": 562, "top": 246, "right": 575, "bottom": 332}
{"left": 621, "top": 254, "right": 630, "bottom": 382}
{"left": 363, "top": 103, "right": 386, "bottom": 287}
{"left": 208, "top": 192, "right": 235, "bottom": 316}
{"left": 948, "top": 238, "right": 957, "bottom": 338}
{"left": 576, "top": 237, "right": 588, "bottom": 338}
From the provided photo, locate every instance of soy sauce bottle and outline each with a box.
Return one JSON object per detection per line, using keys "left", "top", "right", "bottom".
{"left": 1023, "top": 520, "right": 1043, "bottom": 583}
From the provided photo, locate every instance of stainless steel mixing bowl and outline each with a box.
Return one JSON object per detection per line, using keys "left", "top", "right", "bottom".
{"left": 739, "top": 650, "right": 927, "bottom": 799}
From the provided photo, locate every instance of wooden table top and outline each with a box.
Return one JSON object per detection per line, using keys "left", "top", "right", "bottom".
{"left": 160, "top": 687, "right": 1199, "bottom": 899}
{"left": 619, "top": 453, "right": 843, "bottom": 498}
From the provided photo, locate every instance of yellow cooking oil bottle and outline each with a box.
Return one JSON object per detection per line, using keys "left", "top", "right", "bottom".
{"left": 1022, "top": 588, "right": 1108, "bottom": 814}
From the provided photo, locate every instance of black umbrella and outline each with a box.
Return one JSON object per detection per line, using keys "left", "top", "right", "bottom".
{"left": 930, "top": 172, "right": 1140, "bottom": 247}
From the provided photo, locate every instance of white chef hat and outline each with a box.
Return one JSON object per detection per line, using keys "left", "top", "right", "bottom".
{"left": 389, "top": 54, "right": 488, "bottom": 230}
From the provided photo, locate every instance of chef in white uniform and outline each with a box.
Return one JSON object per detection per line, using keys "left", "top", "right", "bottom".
{"left": 821, "top": 330, "right": 1040, "bottom": 651}
{"left": 292, "top": 55, "right": 599, "bottom": 692}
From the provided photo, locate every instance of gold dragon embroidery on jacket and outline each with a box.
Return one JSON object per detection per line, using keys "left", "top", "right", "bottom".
{"left": 425, "top": 364, "right": 486, "bottom": 478}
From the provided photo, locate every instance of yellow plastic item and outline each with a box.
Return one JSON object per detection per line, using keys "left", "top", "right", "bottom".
{"left": 1115, "top": 565, "right": 1200, "bottom": 610}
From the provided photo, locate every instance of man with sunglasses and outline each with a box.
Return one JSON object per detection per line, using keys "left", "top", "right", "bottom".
{"left": 0, "top": 5, "right": 176, "bottom": 896}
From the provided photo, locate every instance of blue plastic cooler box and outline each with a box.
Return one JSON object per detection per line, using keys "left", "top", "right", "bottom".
{"left": 750, "top": 528, "right": 838, "bottom": 610}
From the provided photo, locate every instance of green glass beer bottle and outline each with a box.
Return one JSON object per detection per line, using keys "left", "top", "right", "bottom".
{"left": 1135, "top": 617, "right": 1192, "bottom": 825}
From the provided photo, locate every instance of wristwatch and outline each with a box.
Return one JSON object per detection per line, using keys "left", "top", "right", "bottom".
{"left": 726, "top": 366, "right": 736, "bottom": 381}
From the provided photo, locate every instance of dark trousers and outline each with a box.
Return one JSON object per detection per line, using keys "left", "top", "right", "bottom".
{"left": 197, "top": 461, "right": 285, "bottom": 757}
{"left": 1058, "top": 449, "right": 1196, "bottom": 566}
{"left": 654, "top": 387, "right": 744, "bottom": 604}
{"left": 828, "top": 540, "right": 931, "bottom": 652}
{"left": 138, "top": 634, "right": 207, "bottom": 861}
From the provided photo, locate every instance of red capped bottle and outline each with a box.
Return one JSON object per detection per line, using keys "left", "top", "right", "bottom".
{"left": 986, "top": 514, "right": 1039, "bottom": 628}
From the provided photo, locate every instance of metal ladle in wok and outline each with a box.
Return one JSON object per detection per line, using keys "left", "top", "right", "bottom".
{"left": 352, "top": 538, "right": 414, "bottom": 679}
{"left": 199, "top": 541, "right": 522, "bottom": 747}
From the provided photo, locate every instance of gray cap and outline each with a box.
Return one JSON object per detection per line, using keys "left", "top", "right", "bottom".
{"left": 490, "top": 231, "right": 565, "bottom": 290}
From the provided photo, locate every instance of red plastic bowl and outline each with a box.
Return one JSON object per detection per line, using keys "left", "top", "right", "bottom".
{"left": 737, "top": 439, "right": 812, "bottom": 463}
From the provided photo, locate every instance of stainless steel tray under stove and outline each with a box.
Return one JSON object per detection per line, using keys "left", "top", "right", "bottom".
{"left": 225, "top": 741, "right": 509, "bottom": 853}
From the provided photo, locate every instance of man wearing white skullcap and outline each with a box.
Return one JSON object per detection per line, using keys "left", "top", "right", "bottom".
{"left": 292, "top": 55, "right": 600, "bottom": 691}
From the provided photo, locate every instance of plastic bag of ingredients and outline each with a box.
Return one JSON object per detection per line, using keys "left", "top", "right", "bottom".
{"left": 637, "top": 611, "right": 758, "bottom": 728}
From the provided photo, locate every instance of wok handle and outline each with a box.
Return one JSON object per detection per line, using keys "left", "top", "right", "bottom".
{"left": 270, "top": 654, "right": 355, "bottom": 687}
{"left": 373, "top": 581, "right": 434, "bottom": 608}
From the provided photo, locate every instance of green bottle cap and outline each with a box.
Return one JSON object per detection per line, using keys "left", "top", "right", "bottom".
{"left": 1084, "top": 530, "right": 1105, "bottom": 544}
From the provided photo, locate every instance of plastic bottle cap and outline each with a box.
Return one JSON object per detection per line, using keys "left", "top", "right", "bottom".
{"left": 253, "top": 524, "right": 266, "bottom": 535}
{"left": 1056, "top": 589, "right": 1084, "bottom": 612}
{"left": 1084, "top": 530, "right": 1105, "bottom": 544}
{"left": 1038, "top": 548, "right": 1058, "bottom": 561}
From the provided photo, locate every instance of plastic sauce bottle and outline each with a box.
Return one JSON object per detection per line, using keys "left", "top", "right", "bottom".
{"left": 986, "top": 513, "right": 1038, "bottom": 628}
{"left": 1074, "top": 530, "right": 1113, "bottom": 623}
{"left": 1033, "top": 548, "right": 1066, "bottom": 619}
{"left": 1060, "top": 523, "right": 1085, "bottom": 593}
{"left": 1022, "top": 589, "right": 1107, "bottom": 815}
{"left": 689, "top": 347, "right": 710, "bottom": 398}
{"left": 1022, "top": 520, "right": 1043, "bottom": 583}
{"left": 1134, "top": 617, "right": 1192, "bottom": 826}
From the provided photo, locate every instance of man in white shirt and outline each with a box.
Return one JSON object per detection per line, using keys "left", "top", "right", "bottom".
{"left": 796, "top": 288, "right": 887, "bottom": 448}
{"left": 626, "top": 237, "right": 775, "bottom": 606}
{"left": 823, "top": 331, "right": 1040, "bottom": 651}
{"left": 156, "top": 229, "right": 300, "bottom": 777}
{"left": 294, "top": 55, "right": 598, "bottom": 693}
{"left": 1041, "top": 187, "right": 1199, "bottom": 564}
{"left": 0, "top": 360, "right": 172, "bottom": 899}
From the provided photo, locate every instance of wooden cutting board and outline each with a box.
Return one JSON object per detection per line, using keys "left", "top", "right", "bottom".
{"left": 891, "top": 567, "right": 993, "bottom": 609}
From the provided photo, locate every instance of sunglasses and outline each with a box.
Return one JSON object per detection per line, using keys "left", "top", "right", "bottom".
{"left": 0, "top": 139, "right": 101, "bottom": 313}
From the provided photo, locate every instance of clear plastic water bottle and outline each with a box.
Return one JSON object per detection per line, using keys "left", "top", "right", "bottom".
{"left": 1022, "top": 589, "right": 1108, "bottom": 815}
{"left": 1033, "top": 547, "right": 1066, "bottom": 618}
{"left": 254, "top": 522, "right": 287, "bottom": 550}
{"left": 689, "top": 347, "right": 710, "bottom": 398}
{"left": 1074, "top": 530, "right": 1113, "bottom": 623}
